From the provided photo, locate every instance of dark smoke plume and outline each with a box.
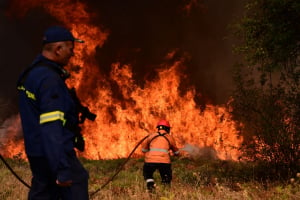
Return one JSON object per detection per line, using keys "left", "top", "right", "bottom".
{"left": 0, "top": 0, "right": 244, "bottom": 121}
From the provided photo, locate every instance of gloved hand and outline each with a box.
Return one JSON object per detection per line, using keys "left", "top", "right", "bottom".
{"left": 71, "top": 126, "right": 85, "bottom": 152}
{"left": 66, "top": 122, "right": 85, "bottom": 151}
{"left": 74, "top": 132, "right": 85, "bottom": 152}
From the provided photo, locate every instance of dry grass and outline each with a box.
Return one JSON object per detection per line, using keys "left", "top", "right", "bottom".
{"left": 0, "top": 157, "right": 299, "bottom": 200}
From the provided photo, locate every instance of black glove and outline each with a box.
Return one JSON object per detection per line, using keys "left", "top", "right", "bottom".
{"left": 72, "top": 126, "right": 85, "bottom": 152}
{"left": 74, "top": 133, "right": 85, "bottom": 152}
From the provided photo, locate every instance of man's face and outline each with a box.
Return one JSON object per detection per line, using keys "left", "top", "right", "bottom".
{"left": 57, "top": 41, "right": 74, "bottom": 66}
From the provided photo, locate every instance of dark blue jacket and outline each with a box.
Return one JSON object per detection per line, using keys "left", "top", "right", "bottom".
{"left": 17, "top": 54, "right": 79, "bottom": 182}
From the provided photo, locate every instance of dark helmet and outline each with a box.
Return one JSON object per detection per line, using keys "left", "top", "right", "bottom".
{"left": 156, "top": 119, "right": 171, "bottom": 133}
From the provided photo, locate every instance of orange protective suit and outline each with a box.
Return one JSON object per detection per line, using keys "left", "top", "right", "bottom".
{"left": 142, "top": 130, "right": 179, "bottom": 163}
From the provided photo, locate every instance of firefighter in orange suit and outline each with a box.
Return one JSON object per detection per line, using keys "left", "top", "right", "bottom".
{"left": 141, "top": 119, "right": 180, "bottom": 191}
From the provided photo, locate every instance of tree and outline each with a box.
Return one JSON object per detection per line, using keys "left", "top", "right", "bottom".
{"left": 231, "top": 0, "right": 300, "bottom": 177}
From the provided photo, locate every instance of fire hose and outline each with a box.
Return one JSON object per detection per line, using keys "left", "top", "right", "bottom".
{"left": 0, "top": 135, "right": 149, "bottom": 198}
{"left": 89, "top": 135, "right": 148, "bottom": 198}
{"left": 0, "top": 153, "right": 31, "bottom": 188}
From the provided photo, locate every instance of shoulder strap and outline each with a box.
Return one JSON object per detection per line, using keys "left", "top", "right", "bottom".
{"left": 148, "top": 132, "right": 171, "bottom": 149}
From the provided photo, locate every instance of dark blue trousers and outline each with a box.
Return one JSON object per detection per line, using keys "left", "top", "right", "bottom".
{"left": 28, "top": 151, "right": 89, "bottom": 200}
{"left": 143, "top": 162, "right": 172, "bottom": 187}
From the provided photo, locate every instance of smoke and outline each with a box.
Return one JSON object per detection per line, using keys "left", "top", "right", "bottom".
{"left": 181, "top": 143, "right": 218, "bottom": 160}
{"left": 88, "top": 0, "right": 244, "bottom": 104}
{"left": 0, "top": 0, "right": 244, "bottom": 113}
{"left": 0, "top": 0, "right": 246, "bottom": 159}
{"left": 0, "top": 98, "right": 16, "bottom": 123}
{"left": 0, "top": 1, "right": 42, "bottom": 116}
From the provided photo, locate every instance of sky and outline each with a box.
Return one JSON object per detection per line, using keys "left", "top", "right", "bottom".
{"left": 0, "top": 0, "right": 244, "bottom": 118}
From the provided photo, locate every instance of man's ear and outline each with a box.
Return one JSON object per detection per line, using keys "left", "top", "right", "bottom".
{"left": 54, "top": 42, "right": 63, "bottom": 56}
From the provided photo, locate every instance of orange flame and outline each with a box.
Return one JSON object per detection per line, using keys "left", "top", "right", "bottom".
{"left": 4, "top": 0, "right": 243, "bottom": 160}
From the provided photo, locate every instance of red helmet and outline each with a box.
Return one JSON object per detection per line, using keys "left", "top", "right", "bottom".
{"left": 157, "top": 119, "right": 171, "bottom": 133}
{"left": 157, "top": 119, "right": 170, "bottom": 128}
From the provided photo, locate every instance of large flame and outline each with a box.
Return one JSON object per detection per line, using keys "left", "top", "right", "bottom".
{"left": 3, "top": 0, "right": 243, "bottom": 160}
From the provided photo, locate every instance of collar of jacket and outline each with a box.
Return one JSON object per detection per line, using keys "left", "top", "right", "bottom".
{"left": 31, "top": 54, "right": 67, "bottom": 78}
{"left": 32, "top": 54, "right": 62, "bottom": 69}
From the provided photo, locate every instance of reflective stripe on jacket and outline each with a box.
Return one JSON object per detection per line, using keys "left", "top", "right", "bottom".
{"left": 142, "top": 130, "right": 179, "bottom": 163}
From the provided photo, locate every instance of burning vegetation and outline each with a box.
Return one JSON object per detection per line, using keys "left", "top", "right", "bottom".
{"left": 0, "top": 0, "right": 243, "bottom": 161}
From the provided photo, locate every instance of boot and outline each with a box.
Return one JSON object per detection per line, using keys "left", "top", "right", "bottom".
{"left": 146, "top": 179, "right": 155, "bottom": 192}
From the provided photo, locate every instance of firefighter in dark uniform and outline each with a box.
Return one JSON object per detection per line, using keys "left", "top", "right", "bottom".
{"left": 141, "top": 119, "right": 180, "bottom": 192}
{"left": 17, "top": 26, "right": 89, "bottom": 200}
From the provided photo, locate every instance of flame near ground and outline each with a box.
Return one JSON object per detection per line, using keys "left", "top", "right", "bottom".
{"left": 0, "top": 0, "right": 243, "bottom": 160}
